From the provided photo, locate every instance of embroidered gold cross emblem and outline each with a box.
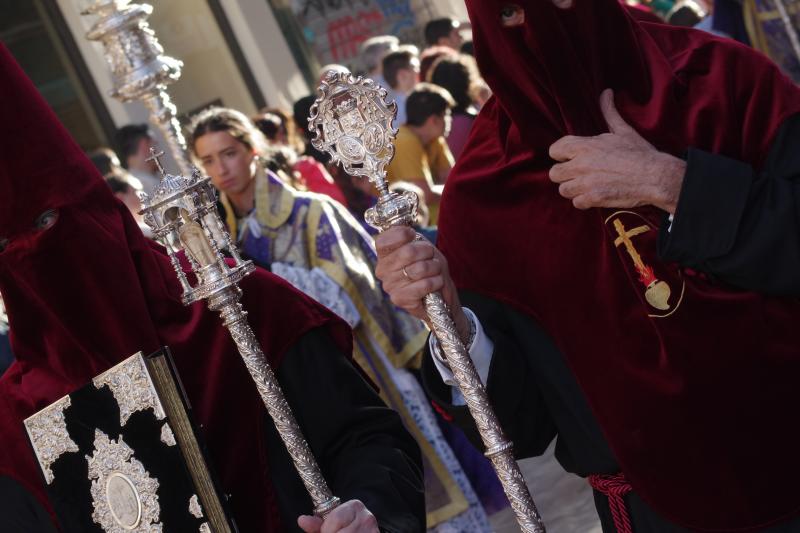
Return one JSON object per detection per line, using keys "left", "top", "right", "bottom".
{"left": 612, "top": 218, "right": 672, "bottom": 310}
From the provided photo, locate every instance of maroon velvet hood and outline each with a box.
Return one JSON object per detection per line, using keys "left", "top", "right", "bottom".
{"left": 438, "top": 0, "right": 800, "bottom": 530}
{"left": 0, "top": 44, "right": 352, "bottom": 532}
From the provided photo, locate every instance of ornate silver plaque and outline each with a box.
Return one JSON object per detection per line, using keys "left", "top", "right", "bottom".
{"left": 189, "top": 494, "right": 204, "bottom": 519}
{"left": 93, "top": 353, "right": 166, "bottom": 426}
{"left": 309, "top": 73, "right": 396, "bottom": 189}
{"left": 160, "top": 424, "right": 176, "bottom": 446}
{"left": 23, "top": 395, "right": 79, "bottom": 485}
{"left": 87, "top": 430, "right": 161, "bottom": 532}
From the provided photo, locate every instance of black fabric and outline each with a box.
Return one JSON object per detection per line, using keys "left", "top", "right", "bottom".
{"left": 0, "top": 475, "right": 58, "bottom": 533}
{"left": 421, "top": 291, "right": 615, "bottom": 477}
{"left": 266, "top": 327, "right": 425, "bottom": 533}
{"left": 659, "top": 113, "right": 800, "bottom": 295}
{"left": 421, "top": 291, "right": 800, "bottom": 532}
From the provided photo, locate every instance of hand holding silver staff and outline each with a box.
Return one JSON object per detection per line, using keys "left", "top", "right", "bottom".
{"left": 138, "top": 150, "right": 340, "bottom": 518}
{"left": 309, "top": 71, "right": 547, "bottom": 533}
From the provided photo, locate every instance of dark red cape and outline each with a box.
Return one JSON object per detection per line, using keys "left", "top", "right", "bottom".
{"left": 0, "top": 44, "right": 352, "bottom": 532}
{"left": 438, "top": 0, "right": 800, "bottom": 530}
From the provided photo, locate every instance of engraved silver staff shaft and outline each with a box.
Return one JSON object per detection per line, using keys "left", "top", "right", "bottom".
{"left": 138, "top": 153, "right": 339, "bottom": 517}
{"left": 208, "top": 286, "right": 340, "bottom": 517}
{"left": 309, "top": 71, "right": 546, "bottom": 533}
{"left": 82, "top": 0, "right": 192, "bottom": 175}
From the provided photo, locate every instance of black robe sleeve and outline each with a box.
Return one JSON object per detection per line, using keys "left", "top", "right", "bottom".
{"left": 0, "top": 476, "right": 58, "bottom": 533}
{"left": 265, "top": 327, "right": 425, "bottom": 533}
{"left": 420, "top": 292, "right": 557, "bottom": 460}
{"left": 421, "top": 291, "right": 618, "bottom": 476}
{"left": 658, "top": 113, "right": 800, "bottom": 294}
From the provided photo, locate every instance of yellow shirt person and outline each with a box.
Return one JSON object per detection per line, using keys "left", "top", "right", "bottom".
{"left": 386, "top": 84, "right": 455, "bottom": 225}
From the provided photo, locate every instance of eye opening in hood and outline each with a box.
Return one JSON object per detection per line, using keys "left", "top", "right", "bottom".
{"left": 34, "top": 209, "right": 59, "bottom": 231}
{"left": 500, "top": 4, "right": 525, "bottom": 26}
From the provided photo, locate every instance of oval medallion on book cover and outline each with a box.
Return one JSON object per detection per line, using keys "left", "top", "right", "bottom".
{"left": 106, "top": 473, "right": 142, "bottom": 529}
{"left": 605, "top": 210, "right": 685, "bottom": 318}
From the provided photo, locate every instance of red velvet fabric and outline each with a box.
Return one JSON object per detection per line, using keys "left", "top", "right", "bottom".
{"left": 438, "top": 1, "right": 800, "bottom": 530}
{"left": 0, "top": 44, "right": 352, "bottom": 532}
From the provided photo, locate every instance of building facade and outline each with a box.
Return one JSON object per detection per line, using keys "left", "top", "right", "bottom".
{"left": 2, "top": 0, "right": 467, "bottom": 162}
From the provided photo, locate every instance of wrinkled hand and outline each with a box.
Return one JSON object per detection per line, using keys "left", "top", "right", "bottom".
{"left": 297, "top": 499, "right": 378, "bottom": 533}
{"left": 548, "top": 89, "right": 685, "bottom": 214}
{"left": 374, "top": 227, "right": 471, "bottom": 344}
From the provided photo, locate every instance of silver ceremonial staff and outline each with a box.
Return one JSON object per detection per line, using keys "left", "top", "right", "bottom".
{"left": 82, "top": 0, "right": 192, "bottom": 175}
{"left": 309, "top": 71, "right": 547, "bottom": 533}
{"left": 139, "top": 150, "right": 340, "bottom": 517}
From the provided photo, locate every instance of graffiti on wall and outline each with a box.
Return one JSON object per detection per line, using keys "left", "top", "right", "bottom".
{"left": 293, "top": 0, "right": 428, "bottom": 68}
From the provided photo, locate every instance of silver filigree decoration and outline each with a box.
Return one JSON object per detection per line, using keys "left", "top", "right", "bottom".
{"left": 24, "top": 395, "right": 80, "bottom": 484}
{"left": 87, "top": 430, "right": 162, "bottom": 532}
{"left": 93, "top": 353, "right": 165, "bottom": 426}
{"left": 160, "top": 423, "right": 176, "bottom": 447}
{"left": 309, "top": 72, "right": 396, "bottom": 194}
{"left": 189, "top": 494, "right": 204, "bottom": 519}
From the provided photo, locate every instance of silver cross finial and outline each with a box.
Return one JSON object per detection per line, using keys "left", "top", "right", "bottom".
{"left": 146, "top": 147, "right": 167, "bottom": 178}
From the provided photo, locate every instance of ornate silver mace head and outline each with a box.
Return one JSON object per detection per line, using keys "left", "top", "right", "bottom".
{"left": 82, "top": 0, "right": 182, "bottom": 102}
{"left": 138, "top": 149, "right": 253, "bottom": 305}
{"left": 308, "top": 70, "right": 418, "bottom": 230}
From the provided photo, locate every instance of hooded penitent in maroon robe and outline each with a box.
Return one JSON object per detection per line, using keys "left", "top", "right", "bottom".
{"left": 0, "top": 44, "right": 424, "bottom": 532}
{"left": 436, "top": 0, "right": 800, "bottom": 530}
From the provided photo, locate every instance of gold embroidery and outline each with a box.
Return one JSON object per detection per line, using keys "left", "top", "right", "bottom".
{"left": 611, "top": 218, "right": 672, "bottom": 311}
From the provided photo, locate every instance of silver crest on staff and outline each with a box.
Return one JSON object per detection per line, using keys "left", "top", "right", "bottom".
{"left": 138, "top": 150, "right": 340, "bottom": 517}
{"left": 309, "top": 71, "right": 547, "bottom": 533}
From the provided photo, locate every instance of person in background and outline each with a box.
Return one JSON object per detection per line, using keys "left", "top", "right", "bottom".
{"left": 702, "top": 0, "right": 800, "bottom": 82}
{"left": 293, "top": 94, "right": 331, "bottom": 164}
{"left": 104, "top": 174, "right": 152, "bottom": 238}
{"left": 358, "top": 35, "right": 399, "bottom": 86}
{"left": 252, "top": 107, "right": 305, "bottom": 154}
{"left": 188, "top": 106, "right": 493, "bottom": 531}
{"left": 429, "top": 54, "right": 481, "bottom": 159}
{"left": 252, "top": 109, "right": 347, "bottom": 206}
{"left": 87, "top": 146, "right": 149, "bottom": 191}
{"left": 292, "top": 95, "right": 377, "bottom": 227}
{"left": 87, "top": 147, "right": 124, "bottom": 178}
{"left": 419, "top": 45, "right": 457, "bottom": 84}
{"left": 381, "top": 46, "right": 420, "bottom": 128}
{"left": 113, "top": 123, "right": 160, "bottom": 195}
{"left": 424, "top": 17, "right": 465, "bottom": 50}
{"left": 386, "top": 83, "right": 455, "bottom": 225}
